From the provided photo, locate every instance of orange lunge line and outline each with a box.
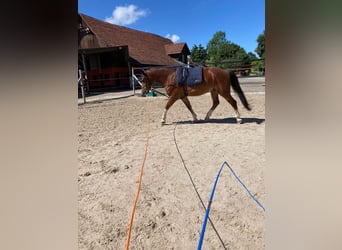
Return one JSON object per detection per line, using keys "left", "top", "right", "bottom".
{"left": 125, "top": 99, "right": 151, "bottom": 250}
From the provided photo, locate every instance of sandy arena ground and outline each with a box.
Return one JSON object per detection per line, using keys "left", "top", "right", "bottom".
{"left": 78, "top": 90, "right": 265, "bottom": 249}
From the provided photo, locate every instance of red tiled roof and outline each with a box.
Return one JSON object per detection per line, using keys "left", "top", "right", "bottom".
{"left": 79, "top": 13, "right": 178, "bottom": 66}
{"left": 165, "top": 43, "right": 190, "bottom": 55}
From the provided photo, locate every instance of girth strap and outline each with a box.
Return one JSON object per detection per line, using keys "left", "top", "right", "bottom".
{"left": 182, "top": 82, "right": 188, "bottom": 98}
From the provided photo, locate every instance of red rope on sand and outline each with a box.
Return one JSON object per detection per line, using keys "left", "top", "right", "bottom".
{"left": 124, "top": 99, "right": 151, "bottom": 250}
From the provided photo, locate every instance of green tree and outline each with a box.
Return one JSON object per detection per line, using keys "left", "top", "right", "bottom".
{"left": 206, "top": 31, "right": 228, "bottom": 64}
{"left": 247, "top": 52, "right": 258, "bottom": 61}
{"left": 206, "top": 31, "right": 250, "bottom": 68}
{"left": 252, "top": 30, "right": 265, "bottom": 75}
{"left": 255, "top": 30, "right": 265, "bottom": 59}
{"left": 190, "top": 44, "right": 207, "bottom": 63}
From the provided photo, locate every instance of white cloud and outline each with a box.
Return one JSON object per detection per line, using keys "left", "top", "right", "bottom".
{"left": 105, "top": 4, "right": 148, "bottom": 25}
{"left": 166, "top": 34, "right": 180, "bottom": 43}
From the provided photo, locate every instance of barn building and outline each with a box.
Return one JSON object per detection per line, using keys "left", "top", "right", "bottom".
{"left": 78, "top": 13, "right": 190, "bottom": 91}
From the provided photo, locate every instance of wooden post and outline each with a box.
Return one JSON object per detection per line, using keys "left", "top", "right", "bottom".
{"left": 131, "top": 66, "right": 135, "bottom": 95}
{"left": 78, "top": 69, "right": 86, "bottom": 104}
{"left": 81, "top": 53, "right": 89, "bottom": 91}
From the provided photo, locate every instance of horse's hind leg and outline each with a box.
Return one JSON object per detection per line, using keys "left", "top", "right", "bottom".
{"left": 181, "top": 96, "right": 198, "bottom": 122}
{"left": 205, "top": 89, "right": 220, "bottom": 120}
{"left": 222, "top": 94, "right": 242, "bottom": 124}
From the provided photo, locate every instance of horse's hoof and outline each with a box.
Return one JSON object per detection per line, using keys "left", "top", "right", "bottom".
{"left": 236, "top": 118, "right": 243, "bottom": 124}
{"left": 161, "top": 120, "right": 165, "bottom": 125}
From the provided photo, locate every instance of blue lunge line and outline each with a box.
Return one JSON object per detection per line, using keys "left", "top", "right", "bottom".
{"left": 197, "top": 161, "right": 265, "bottom": 250}
{"left": 224, "top": 162, "right": 266, "bottom": 212}
{"left": 197, "top": 163, "right": 225, "bottom": 250}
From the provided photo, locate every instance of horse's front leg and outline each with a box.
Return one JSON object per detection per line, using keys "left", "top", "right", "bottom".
{"left": 161, "top": 108, "right": 167, "bottom": 124}
{"left": 181, "top": 96, "right": 198, "bottom": 122}
{"left": 161, "top": 96, "right": 178, "bottom": 125}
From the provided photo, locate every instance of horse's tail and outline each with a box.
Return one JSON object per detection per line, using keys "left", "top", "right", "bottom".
{"left": 229, "top": 71, "right": 251, "bottom": 111}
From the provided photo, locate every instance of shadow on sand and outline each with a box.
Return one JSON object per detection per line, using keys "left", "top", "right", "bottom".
{"left": 166, "top": 117, "right": 265, "bottom": 125}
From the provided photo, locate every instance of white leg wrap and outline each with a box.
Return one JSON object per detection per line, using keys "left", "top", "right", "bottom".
{"left": 235, "top": 109, "right": 242, "bottom": 123}
{"left": 161, "top": 109, "right": 167, "bottom": 124}
{"left": 192, "top": 112, "right": 198, "bottom": 122}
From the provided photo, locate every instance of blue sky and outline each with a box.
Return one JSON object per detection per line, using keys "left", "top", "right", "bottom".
{"left": 78, "top": 0, "right": 264, "bottom": 55}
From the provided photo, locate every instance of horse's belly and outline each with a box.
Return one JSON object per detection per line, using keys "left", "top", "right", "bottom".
{"left": 187, "top": 85, "right": 212, "bottom": 96}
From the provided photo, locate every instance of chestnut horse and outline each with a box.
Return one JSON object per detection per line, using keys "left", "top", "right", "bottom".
{"left": 141, "top": 66, "right": 251, "bottom": 124}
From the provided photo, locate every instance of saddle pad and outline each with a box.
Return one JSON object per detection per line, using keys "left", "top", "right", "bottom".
{"left": 176, "top": 66, "right": 203, "bottom": 86}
